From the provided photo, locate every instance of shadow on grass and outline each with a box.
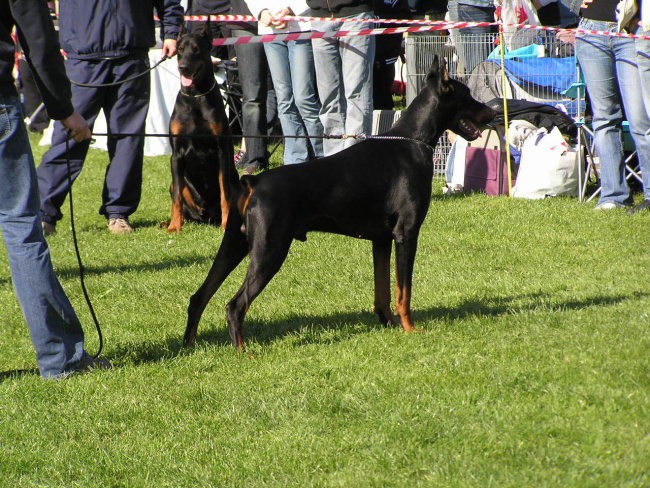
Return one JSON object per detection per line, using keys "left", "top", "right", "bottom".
{"left": 0, "top": 368, "right": 40, "bottom": 383}
{"left": 107, "top": 290, "right": 648, "bottom": 366}
{"left": 54, "top": 254, "right": 214, "bottom": 279}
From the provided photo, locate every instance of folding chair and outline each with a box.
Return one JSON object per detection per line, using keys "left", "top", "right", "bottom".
{"left": 581, "top": 120, "right": 643, "bottom": 202}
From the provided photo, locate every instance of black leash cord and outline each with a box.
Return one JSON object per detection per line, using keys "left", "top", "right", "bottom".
{"left": 70, "top": 56, "right": 168, "bottom": 88}
{"left": 65, "top": 137, "right": 104, "bottom": 358}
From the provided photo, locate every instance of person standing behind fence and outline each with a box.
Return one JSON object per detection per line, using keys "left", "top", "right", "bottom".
{"left": 0, "top": 0, "right": 111, "bottom": 377}
{"left": 624, "top": 0, "right": 650, "bottom": 211}
{"left": 245, "top": 1, "right": 324, "bottom": 164}
{"left": 36, "top": 0, "right": 183, "bottom": 236}
{"left": 447, "top": 0, "right": 496, "bottom": 77}
{"left": 307, "top": 0, "right": 375, "bottom": 156}
{"left": 574, "top": 0, "right": 650, "bottom": 211}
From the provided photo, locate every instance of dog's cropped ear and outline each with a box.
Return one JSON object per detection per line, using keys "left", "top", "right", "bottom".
{"left": 178, "top": 22, "right": 186, "bottom": 41}
{"left": 200, "top": 19, "right": 213, "bottom": 42}
{"left": 425, "top": 55, "right": 440, "bottom": 82}
{"left": 440, "top": 57, "right": 450, "bottom": 82}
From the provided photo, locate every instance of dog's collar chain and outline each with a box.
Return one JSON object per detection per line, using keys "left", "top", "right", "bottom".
{"left": 180, "top": 79, "right": 218, "bottom": 98}
{"left": 364, "top": 134, "right": 434, "bottom": 150}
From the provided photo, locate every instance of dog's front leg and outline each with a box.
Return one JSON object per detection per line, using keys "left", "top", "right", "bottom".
{"left": 372, "top": 239, "right": 396, "bottom": 325}
{"left": 394, "top": 236, "right": 418, "bottom": 332}
{"left": 168, "top": 155, "right": 184, "bottom": 233}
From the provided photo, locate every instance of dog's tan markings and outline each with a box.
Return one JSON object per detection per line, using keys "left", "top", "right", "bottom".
{"left": 168, "top": 188, "right": 184, "bottom": 233}
{"left": 237, "top": 181, "right": 255, "bottom": 217}
{"left": 395, "top": 283, "right": 415, "bottom": 332}
{"left": 209, "top": 121, "right": 224, "bottom": 136}
{"left": 219, "top": 171, "right": 232, "bottom": 230}
{"left": 169, "top": 118, "right": 183, "bottom": 136}
{"left": 181, "top": 185, "right": 203, "bottom": 214}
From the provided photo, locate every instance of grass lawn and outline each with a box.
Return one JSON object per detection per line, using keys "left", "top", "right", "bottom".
{"left": 0, "top": 134, "right": 648, "bottom": 487}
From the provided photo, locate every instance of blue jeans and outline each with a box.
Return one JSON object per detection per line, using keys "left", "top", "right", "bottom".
{"left": 264, "top": 39, "right": 323, "bottom": 164}
{"left": 311, "top": 12, "right": 375, "bottom": 156}
{"left": 0, "top": 95, "right": 85, "bottom": 378}
{"left": 576, "top": 19, "right": 650, "bottom": 204}
{"left": 635, "top": 27, "right": 650, "bottom": 134}
{"left": 447, "top": 2, "right": 495, "bottom": 76}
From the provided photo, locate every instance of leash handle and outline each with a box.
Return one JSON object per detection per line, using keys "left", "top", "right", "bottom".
{"left": 65, "top": 136, "right": 104, "bottom": 358}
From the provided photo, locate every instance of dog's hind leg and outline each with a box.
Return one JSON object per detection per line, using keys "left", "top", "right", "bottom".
{"left": 372, "top": 239, "right": 396, "bottom": 325}
{"left": 225, "top": 235, "right": 293, "bottom": 350}
{"left": 184, "top": 211, "right": 248, "bottom": 346}
{"left": 394, "top": 234, "right": 419, "bottom": 332}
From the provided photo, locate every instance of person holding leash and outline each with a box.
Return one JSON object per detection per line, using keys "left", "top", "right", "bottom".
{"left": 0, "top": 0, "right": 110, "bottom": 378}
{"left": 36, "top": 0, "right": 183, "bottom": 235}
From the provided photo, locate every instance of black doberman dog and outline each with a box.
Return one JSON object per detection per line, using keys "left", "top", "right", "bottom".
{"left": 167, "top": 23, "right": 234, "bottom": 232}
{"left": 183, "top": 57, "right": 495, "bottom": 349}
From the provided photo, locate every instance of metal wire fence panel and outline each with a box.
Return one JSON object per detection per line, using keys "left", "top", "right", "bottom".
{"left": 405, "top": 31, "right": 582, "bottom": 175}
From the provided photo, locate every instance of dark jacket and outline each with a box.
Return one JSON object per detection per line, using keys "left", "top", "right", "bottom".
{"left": 58, "top": 0, "right": 184, "bottom": 60}
{"left": 0, "top": 0, "right": 73, "bottom": 120}
{"left": 187, "top": 0, "right": 230, "bottom": 14}
{"left": 306, "top": 0, "right": 374, "bottom": 17}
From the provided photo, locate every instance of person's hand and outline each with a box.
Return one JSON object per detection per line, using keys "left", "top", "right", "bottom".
{"left": 60, "top": 112, "right": 91, "bottom": 142}
{"left": 259, "top": 7, "right": 293, "bottom": 30}
{"left": 270, "top": 8, "right": 293, "bottom": 30}
{"left": 258, "top": 9, "right": 274, "bottom": 27}
{"left": 556, "top": 29, "right": 576, "bottom": 45}
{"left": 162, "top": 38, "right": 178, "bottom": 59}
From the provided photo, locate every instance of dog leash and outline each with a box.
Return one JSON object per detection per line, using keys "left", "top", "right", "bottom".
{"left": 69, "top": 56, "right": 169, "bottom": 88}
{"left": 64, "top": 137, "right": 104, "bottom": 358}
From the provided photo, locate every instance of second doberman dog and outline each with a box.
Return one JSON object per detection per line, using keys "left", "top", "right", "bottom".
{"left": 167, "top": 24, "right": 234, "bottom": 232}
{"left": 184, "top": 57, "right": 495, "bottom": 349}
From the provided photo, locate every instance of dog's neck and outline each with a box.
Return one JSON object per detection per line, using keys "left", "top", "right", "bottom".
{"left": 180, "top": 75, "right": 218, "bottom": 98}
{"left": 386, "top": 91, "right": 443, "bottom": 147}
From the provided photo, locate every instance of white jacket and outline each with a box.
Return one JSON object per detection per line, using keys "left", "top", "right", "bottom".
{"left": 244, "top": 0, "right": 312, "bottom": 33}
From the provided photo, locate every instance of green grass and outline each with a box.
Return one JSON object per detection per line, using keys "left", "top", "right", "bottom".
{"left": 0, "top": 134, "right": 648, "bottom": 487}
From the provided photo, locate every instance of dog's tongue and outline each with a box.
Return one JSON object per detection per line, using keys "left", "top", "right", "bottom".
{"left": 181, "top": 75, "right": 193, "bottom": 87}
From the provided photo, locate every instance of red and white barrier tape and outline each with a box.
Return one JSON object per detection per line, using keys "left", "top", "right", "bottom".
{"left": 171, "top": 14, "right": 650, "bottom": 43}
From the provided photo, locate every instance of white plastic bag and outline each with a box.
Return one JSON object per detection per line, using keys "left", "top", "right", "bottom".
{"left": 496, "top": 0, "right": 541, "bottom": 50}
{"left": 512, "top": 126, "right": 579, "bottom": 199}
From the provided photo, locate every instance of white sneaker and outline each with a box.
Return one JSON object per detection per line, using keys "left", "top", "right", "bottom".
{"left": 594, "top": 202, "right": 619, "bottom": 211}
{"left": 107, "top": 217, "right": 133, "bottom": 234}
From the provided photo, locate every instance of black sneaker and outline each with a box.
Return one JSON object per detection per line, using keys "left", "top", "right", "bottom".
{"left": 626, "top": 199, "right": 650, "bottom": 214}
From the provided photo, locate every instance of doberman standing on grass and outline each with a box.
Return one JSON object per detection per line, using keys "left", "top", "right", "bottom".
{"left": 183, "top": 57, "right": 495, "bottom": 350}
{"left": 167, "top": 23, "right": 236, "bottom": 232}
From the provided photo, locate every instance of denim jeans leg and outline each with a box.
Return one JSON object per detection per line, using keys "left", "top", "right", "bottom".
{"left": 635, "top": 32, "right": 650, "bottom": 199}
{"left": 0, "top": 96, "right": 84, "bottom": 378}
{"left": 233, "top": 29, "right": 269, "bottom": 165}
{"left": 264, "top": 40, "right": 310, "bottom": 164}
{"left": 289, "top": 39, "right": 323, "bottom": 159}
{"left": 312, "top": 12, "right": 375, "bottom": 155}
{"left": 448, "top": 3, "right": 495, "bottom": 76}
{"left": 576, "top": 21, "right": 631, "bottom": 205}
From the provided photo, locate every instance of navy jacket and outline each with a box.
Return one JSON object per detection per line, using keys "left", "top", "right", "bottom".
{"left": 0, "top": 0, "right": 73, "bottom": 120}
{"left": 58, "top": 0, "right": 184, "bottom": 60}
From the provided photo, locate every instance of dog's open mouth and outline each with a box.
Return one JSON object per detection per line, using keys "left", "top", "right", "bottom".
{"left": 181, "top": 74, "right": 194, "bottom": 88}
{"left": 458, "top": 117, "right": 483, "bottom": 140}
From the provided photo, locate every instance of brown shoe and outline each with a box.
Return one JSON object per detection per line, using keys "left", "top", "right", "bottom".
{"left": 107, "top": 217, "right": 133, "bottom": 234}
